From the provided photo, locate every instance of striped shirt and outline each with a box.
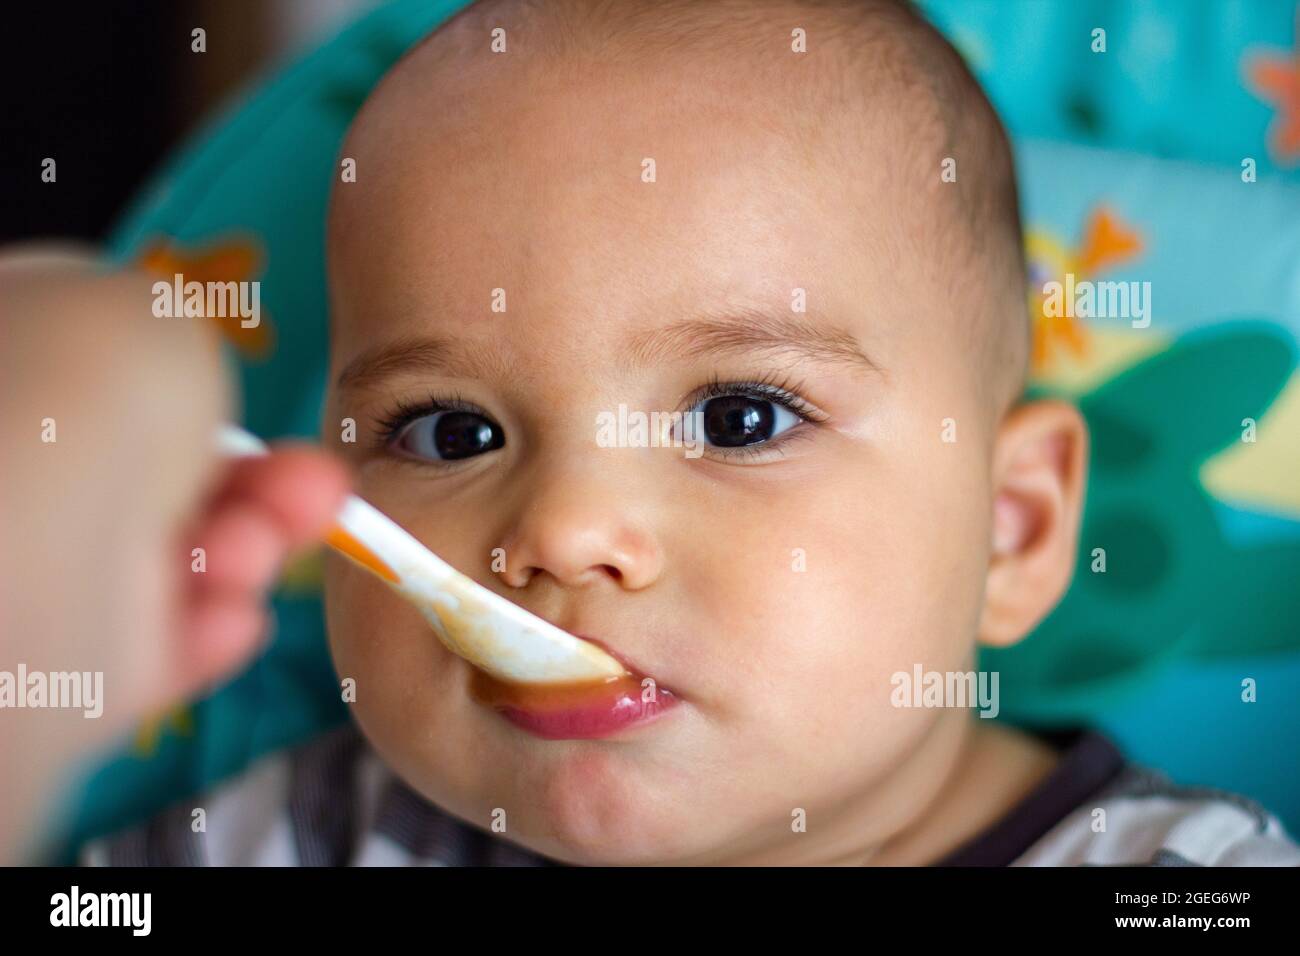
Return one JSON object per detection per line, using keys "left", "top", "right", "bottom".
{"left": 80, "top": 722, "right": 1300, "bottom": 866}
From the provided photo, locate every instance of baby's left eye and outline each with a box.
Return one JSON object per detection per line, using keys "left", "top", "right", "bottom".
{"left": 390, "top": 409, "right": 505, "bottom": 461}
{"left": 689, "top": 394, "right": 803, "bottom": 448}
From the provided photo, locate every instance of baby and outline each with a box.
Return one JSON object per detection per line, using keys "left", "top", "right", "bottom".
{"left": 69, "top": 0, "right": 1299, "bottom": 865}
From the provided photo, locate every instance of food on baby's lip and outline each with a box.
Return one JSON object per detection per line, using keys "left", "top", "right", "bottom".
{"left": 467, "top": 629, "right": 680, "bottom": 740}
{"left": 468, "top": 665, "right": 680, "bottom": 740}
{"left": 469, "top": 670, "right": 641, "bottom": 709}
{"left": 469, "top": 633, "right": 666, "bottom": 703}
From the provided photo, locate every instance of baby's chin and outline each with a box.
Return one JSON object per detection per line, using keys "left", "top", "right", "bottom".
{"left": 368, "top": 701, "right": 750, "bottom": 865}
{"left": 465, "top": 751, "right": 747, "bottom": 866}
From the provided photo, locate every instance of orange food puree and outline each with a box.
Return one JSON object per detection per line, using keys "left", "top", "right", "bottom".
{"left": 469, "top": 668, "right": 648, "bottom": 712}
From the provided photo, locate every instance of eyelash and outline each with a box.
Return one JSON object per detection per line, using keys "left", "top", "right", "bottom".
{"left": 678, "top": 371, "right": 826, "bottom": 460}
{"left": 683, "top": 371, "right": 826, "bottom": 422}
{"left": 373, "top": 390, "right": 478, "bottom": 446}
{"left": 371, "top": 374, "right": 829, "bottom": 460}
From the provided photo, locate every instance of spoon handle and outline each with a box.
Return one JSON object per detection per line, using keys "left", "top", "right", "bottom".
{"left": 214, "top": 424, "right": 456, "bottom": 596}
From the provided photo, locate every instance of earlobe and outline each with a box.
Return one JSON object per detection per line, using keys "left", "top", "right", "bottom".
{"left": 978, "top": 399, "right": 1088, "bottom": 648}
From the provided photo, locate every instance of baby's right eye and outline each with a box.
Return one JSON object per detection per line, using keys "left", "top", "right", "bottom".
{"left": 389, "top": 408, "right": 505, "bottom": 461}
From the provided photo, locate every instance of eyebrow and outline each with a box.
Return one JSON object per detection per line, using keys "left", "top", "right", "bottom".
{"left": 336, "top": 334, "right": 512, "bottom": 392}
{"left": 623, "top": 308, "right": 880, "bottom": 375}
{"left": 335, "top": 308, "right": 880, "bottom": 392}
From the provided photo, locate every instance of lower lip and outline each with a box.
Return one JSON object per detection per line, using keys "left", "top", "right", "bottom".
{"left": 468, "top": 670, "right": 680, "bottom": 740}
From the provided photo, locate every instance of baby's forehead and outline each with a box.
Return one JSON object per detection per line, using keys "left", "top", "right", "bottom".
{"left": 338, "top": 0, "right": 955, "bottom": 178}
{"left": 330, "top": 5, "right": 955, "bottom": 288}
{"left": 327, "top": 0, "right": 1024, "bottom": 408}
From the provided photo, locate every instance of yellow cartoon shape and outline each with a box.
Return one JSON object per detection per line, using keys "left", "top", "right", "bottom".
{"left": 132, "top": 704, "right": 195, "bottom": 757}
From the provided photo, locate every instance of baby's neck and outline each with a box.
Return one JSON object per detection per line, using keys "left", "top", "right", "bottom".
{"left": 703, "top": 712, "right": 1060, "bottom": 866}
{"left": 865, "top": 716, "right": 1062, "bottom": 865}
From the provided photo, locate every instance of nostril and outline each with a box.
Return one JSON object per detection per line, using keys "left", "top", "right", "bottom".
{"left": 601, "top": 565, "right": 623, "bottom": 582}
{"left": 501, "top": 565, "right": 536, "bottom": 588}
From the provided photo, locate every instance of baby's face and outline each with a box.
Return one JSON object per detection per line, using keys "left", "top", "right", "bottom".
{"left": 324, "top": 46, "right": 1000, "bottom": 865}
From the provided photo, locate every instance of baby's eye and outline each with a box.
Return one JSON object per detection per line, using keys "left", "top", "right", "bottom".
{"left": 690, "top": 393, "right": 803, "bottom": 448}
{"left": 391, "top": 409, "right": 505, "bottom": 461}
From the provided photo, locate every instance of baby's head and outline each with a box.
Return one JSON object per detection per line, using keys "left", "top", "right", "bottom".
{"left": 322, "top": 0, "right": 1087, "bottom": 865}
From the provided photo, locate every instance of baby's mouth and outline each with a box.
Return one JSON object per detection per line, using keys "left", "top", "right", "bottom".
{"left": 467, "top": 633, "right": 681, "bottom": 740}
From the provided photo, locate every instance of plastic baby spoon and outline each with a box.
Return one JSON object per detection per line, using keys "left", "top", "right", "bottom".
{"left": 216, "top": 425, "right": 629, "bottom": 686}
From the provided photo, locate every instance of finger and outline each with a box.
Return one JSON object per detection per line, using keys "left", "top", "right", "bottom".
{"left": 188, "top": 500, "right": 288, "bottom": 595}
{"left": 206, "top": 445, "right": 352, "bottom": 546}
{"left": 176, "top": 589, "right": 269, "bottom": 695}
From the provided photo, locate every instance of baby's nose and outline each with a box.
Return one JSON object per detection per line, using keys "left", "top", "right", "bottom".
{"left": 495, "top": 468, "right": 663, "bottom": 592}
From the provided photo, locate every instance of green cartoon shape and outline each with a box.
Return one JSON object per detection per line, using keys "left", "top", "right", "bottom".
{"left": 983, "top": 320, "right": 1300, "bottom": 720}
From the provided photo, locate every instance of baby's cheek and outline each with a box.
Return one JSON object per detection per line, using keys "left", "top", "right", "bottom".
{"left": 711, "top": 588, "right": 939, "bottom": 808}
{"left": 681, "top": 511, "right": 892, "bottom": 723}
{"left": 716, "top": 472, "right": 980, "bottom": 743}
{"left": 322, "top": 558, "right": 463, "bottom": 752}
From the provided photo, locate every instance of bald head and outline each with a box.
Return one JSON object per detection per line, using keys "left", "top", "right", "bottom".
{"left": 333, "top": 0, "right": 1028, "bottom": 423}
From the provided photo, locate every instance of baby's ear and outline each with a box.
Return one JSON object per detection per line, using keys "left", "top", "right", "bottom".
{"left": 978, "top": 399, "right": 1089, "bottom": 648}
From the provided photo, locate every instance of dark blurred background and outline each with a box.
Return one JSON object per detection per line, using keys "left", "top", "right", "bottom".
{"left": 0, "top": 0, "right": 376, "bottom": 244}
